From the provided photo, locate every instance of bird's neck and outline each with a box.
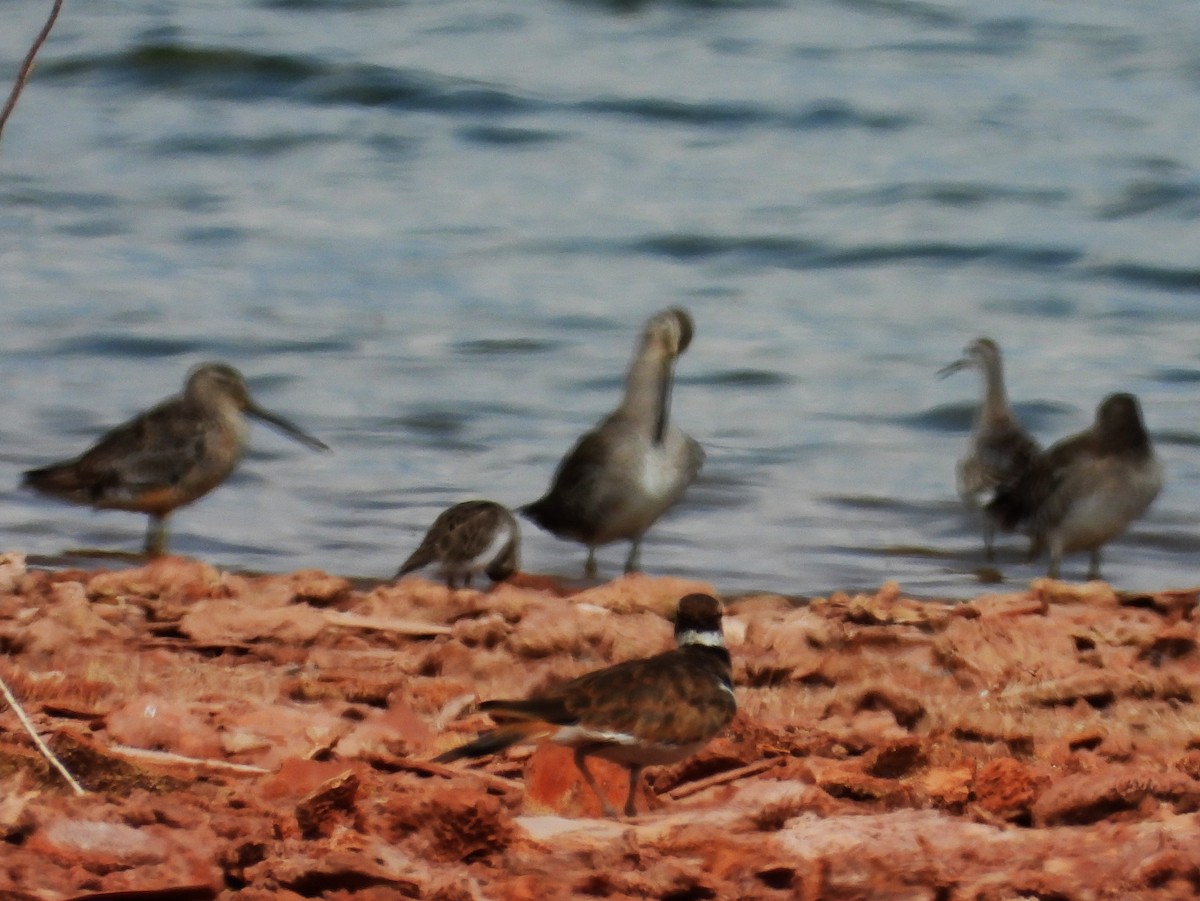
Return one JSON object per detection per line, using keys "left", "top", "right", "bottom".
{"left": 677, "top": 635, "right": 732, "bottom": 674}
{"left": 980, "top": 361, "right": 1011, "bottom": 421}
{"left": 618, "top": 343, "right": 672, "bottom": 440}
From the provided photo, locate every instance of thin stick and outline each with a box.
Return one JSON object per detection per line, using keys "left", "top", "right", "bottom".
{"left": 322, "top": 610, "right": 451, "bottom": 636}
{"left": 107, "top": 744, "right": 272, "bottom": 776}
{"left": 0, "top": 0, "right": 66, "bottom": 142}
{"left": 0, "top": 671, "right": 87, "bottom": 795}
{"left": 398, "top": 756, "right": 522, "bottom": 793}
{"left": 665, "top": 757, "right": 780, "bottom": 801}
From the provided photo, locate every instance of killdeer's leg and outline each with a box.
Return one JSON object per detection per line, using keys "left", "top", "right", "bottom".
{"left": 982, "top": 519, "right": 995, "bottom": 562}
{"left": 623, "top": 765, "right": 643, "bottom": 817}
{"left": 584, "top": 546, "right": 598, "bottom": 579}
{"left": 573, "top": 748, "right": 617, "bottom": 818}
{"left": 1087, "top": 549, "right": 1102, "bottom": 581}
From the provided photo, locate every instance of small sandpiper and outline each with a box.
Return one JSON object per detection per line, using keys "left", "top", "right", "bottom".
{"left": 987, "top": 392, "right": 1162, "bottom": 580}
{"left": 433, "top": 593, "right": 735, "bottom": 818}
{"left": 395, "top": 499, "right": 519, "bottom": 589}
{"left": 23, "top": 361, "right": 329, "bottom": 556}
{"left": 521, "top": 307, "right": 704, "bottom": 578}
{"left": 939, "top": 337, "right": 1040, "bottom": 560}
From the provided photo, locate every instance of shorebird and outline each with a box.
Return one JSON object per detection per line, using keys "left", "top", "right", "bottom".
{"left": 938, "top": 337, "right": 1040, "bottom": 559}
{"left": 987, "top": 392, "right": 1162, "bottom": 580}
{"left": 23, "top": 361, "right": 329, "bottom": 556}
{"left": 433, "top": 593, "right": 735, "bottom": 818}
{"left": 395, "top": 500, "right": 519, "bottom": 589}
{"left": 522, "top": 307, "right": 704, "bottom": 578}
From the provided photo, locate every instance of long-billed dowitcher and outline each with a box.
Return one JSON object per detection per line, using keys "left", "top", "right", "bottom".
{"left": 395, "top": 499, "right": 519, "bottom": 589}
{"left": 434, "top": 593, "right": 735, "bottom": 818}
{"left": 23, "top": 361, "right": 329, "bottom": 556}
{"left": 939, "top": 337, "right": 1040, "bottom": 560}
{"left": 987, "top": 392, "right": 1162, "bottom": 580}
{"left": 521, "top": 307, "right": 704, "bottom": 578}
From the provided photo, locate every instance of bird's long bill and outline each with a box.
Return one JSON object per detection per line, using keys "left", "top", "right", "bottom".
{"left": 247, "top": 402, "right": 330, "bottom": 452}
{"left": 936, "top": 358, "right": 969, "bottom": 379}
{"left": 654, "top": 357, "right": 674, "bottom": 444}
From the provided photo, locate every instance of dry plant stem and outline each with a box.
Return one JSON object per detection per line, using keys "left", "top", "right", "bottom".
{"left": 322, "top": 609, "right": 451, "bottom": 636}
{"left": 0, "top": 0, "right": 65, "bottom": 142}
{"left": 0, "top": 672, "right": 87, "bottom": 795}
{"left": 108, "top": 744, "right": 272, "bottom": 776}
{"left": 666, "top": 757, "right": 781, "bottom": 801}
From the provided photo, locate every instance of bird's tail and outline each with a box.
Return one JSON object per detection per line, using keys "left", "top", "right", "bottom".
{"left": 394, "top": 547, "right": 433, "bottom": 579}
{"left": 520, "top": 496, "right": 576, "bottom": 537}
{"left": 432, "top": 720, "right": 552, "bottom": 764}
{"left": 22, "top": 463, "right": 90, "bottom": 502}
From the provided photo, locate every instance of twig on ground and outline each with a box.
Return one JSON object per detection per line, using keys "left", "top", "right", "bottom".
{"left": 666, "top": 757, "right": 781, "bottom": 801}
{"left": 322, "top": 609, "right": 451, "bottom": 636}
{"left": 393, "top": 755, "right": 523, "bottom": 792}
{"left": 106, "top": 744, "right": 272, "bottom": 776}
{"left": 0, "top": 671, "right": 87, "bottom": 795}
{"left": 0, "top": 0, "right": 65, "bottom": 142}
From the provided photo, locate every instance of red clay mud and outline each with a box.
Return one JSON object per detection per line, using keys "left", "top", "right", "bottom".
{"left": 0, "top": 553, "right": 1198, "bottom": 899}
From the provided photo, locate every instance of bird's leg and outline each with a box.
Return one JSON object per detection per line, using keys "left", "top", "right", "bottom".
{"left": 144, "top": 514, "right": 168, "bottom": 557}
{"left": 1087, "top": 549, "right": 1103, "bottom": 581}
{"left": 1026, "top": 534, "right": 1044, "bottom": 564}
{"left": 573, "top": 748, "right": 617, "bottom": 818}
{"left": 982, "top": 521, "right": 995, "bottom": 562}
{"left": 1046, "top": 536, "right": 1063, "bottom": 579}
{"left": 623, "top": 537, "right": 642, "bottom": 574}
{"left": 623, "top": 765, "right": 643, "bottom": 817}
{"left": 584, "top": 546, "right": 598, "bottom": 579}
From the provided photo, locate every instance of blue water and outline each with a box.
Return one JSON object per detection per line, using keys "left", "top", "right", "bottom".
{"left": 4, "top": 0, "right": 1200, "bottom": 597}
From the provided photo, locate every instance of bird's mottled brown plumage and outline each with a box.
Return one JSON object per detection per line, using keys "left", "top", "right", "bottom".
{"left": 23, "top": 362, "right": 328, "bottom": 555}
{"left": 987, "top": 392, "right": 1162, "bottom": 579}
{"left": 939, "top": 337, "right": 1040, "bottom": 559}
{"left": 395, "top": 500, "right": 519, "bottom": 589}
{"left": 434, "top": 593, "right": 735, "bottom": 817}
{"left": 522, "top": 307, "right": 704, "bottom": 578}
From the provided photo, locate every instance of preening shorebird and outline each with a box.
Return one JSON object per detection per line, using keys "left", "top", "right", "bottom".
{"left": 522, "top": 307, "right": 704, "bottom": 578}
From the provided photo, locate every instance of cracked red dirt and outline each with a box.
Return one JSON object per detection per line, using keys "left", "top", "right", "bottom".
{"left": 1, "top": 552, "right": 1199, "bottom": 899}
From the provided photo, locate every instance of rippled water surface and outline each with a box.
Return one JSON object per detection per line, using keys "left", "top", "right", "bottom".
{"left": 4, "top": 0, "right": 1200, "bottom": 597}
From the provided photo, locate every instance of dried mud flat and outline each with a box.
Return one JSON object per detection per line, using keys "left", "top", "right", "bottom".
{"left": 1, "top": 553, "right": 1199, "bottom": 900}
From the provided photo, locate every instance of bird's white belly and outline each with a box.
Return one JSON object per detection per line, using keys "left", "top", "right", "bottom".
{"left": 1056, "top": 459, "right": 1163, "bottom": 552}
{"left": 456, "top": 520, "right": 515, "bottom": 578}
{"left": 552, "top": 724, "right": 706, "bottom": 766}
{"left": 597, "top": 438, "right": 693, "bottom": 540}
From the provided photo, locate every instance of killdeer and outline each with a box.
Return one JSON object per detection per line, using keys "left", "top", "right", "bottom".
{"left": 434, "top": 593, "right": 736, "bottom": 817}
{"left": 522, "top": 307, "right": 704, "bottom": 578}
{"left": 987, "top": 392, "right": 1162, "bottom": 580}
{"left": 23, "top": 362, "right": 329, "bottom": 556}
{"left": 395, "top": 499, "right": 519, "bottom": 589}
{"left": 939, "top": 337, "right": 1040, "bottom": 560}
